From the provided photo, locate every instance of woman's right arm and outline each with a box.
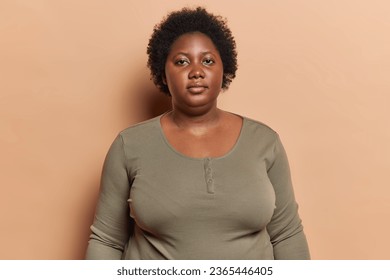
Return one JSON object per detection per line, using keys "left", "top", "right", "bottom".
{"left": 86, "top": 134, "right": 132, "bottom": 259}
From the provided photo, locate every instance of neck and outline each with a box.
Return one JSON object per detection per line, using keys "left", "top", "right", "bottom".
{"left": 168, "top": 107, "right": 222, "bottom": 135}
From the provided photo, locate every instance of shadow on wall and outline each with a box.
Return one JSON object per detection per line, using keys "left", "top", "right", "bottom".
{"left": 123, "top": 64, "right": 172, "bottom": 124}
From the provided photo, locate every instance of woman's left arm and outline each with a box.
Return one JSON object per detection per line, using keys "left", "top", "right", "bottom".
{"left": 266, "top": 134, "right": 310, "bottom": 260}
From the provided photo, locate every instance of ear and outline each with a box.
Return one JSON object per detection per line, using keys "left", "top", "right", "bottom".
{"left": 162, "top": 73, "right": 167, "bottom": 85}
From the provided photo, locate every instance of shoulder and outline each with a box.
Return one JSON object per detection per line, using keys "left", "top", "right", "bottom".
{"left": 115, "top": 115, "right": 163, "bottom": 153}
{"left": 240, "top": 116, "right": 289, "bottom": 169}
{"left": 119, "top": 115, "right": 161, "bottom": 139}
{"left": 111, "top": 115, "right": 165, "bottom": 161}
{"left": 242, "top": 115, "right": 279, "bottom": 141}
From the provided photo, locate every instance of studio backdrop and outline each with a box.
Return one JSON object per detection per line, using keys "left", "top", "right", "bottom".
{"left": 0, "top": 0, "right": 389, "bottom": 259}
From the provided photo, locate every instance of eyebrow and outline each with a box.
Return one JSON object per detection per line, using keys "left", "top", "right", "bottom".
{"left": 172, "top": 51, "right": 215, "bottom": 56}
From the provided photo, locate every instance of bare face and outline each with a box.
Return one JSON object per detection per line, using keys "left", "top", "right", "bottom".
{"left": 164, "top": 32, "right": 224, "bottom": 114}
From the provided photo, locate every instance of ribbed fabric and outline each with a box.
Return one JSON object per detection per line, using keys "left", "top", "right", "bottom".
{"left": 86, "top": 115, "right": 310, "bottom": 260}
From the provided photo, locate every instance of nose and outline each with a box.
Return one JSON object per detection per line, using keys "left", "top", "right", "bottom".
{"left": 188, "top": 64, "right": 205, "bottom": 79}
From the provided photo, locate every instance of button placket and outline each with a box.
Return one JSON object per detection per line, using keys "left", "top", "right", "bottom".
{"left": 204, "top": 157, "right": 215, "bottom": 194}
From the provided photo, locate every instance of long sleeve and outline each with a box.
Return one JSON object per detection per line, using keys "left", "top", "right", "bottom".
{"left": 266, "top": 134, "right": 310, "bottom": 260}
{"left": 85, "top": 134, "right": 132, "bottom": 259}
{"left": 85, "top": 117, "right": 310, "bottom": 259}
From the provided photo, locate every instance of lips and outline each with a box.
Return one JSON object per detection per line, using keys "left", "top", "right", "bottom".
{"left": 187, "top": 84, "right": 208, "bottom": 94}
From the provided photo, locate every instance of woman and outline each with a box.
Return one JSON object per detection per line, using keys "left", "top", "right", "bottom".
{"left": 86, "top": 7, "right": 310, "bottom": 260}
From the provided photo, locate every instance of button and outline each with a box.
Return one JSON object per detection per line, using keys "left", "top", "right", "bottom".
{"left": 207, "top": 181, "right": 215, "bottom": 194}
{"left": 206, "top": 167, "right": 212, "bottom": 173}
{"left": 207, "top": 178, "right": 213, "bottom": 184}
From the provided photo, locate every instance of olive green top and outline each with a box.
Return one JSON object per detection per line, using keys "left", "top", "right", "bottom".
{"left": 86, "top": 115, "right": 310, "bottom": 259}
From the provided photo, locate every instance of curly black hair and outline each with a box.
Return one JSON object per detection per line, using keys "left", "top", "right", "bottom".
{"left": 147, "top": 7, "right": 238, "bottom": 95}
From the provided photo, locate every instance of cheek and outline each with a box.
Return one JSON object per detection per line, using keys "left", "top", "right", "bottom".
{"left": 166, "top": 73, "right": 184, "bottom": 89}
{"left": 165, "top": 73, "right": 187, "bottom": 96}
{"left": 209, "top": 70, "right": 224, "bottom": 88}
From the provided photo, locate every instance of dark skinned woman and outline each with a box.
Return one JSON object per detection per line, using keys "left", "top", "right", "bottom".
{"left": 86, "top": 7, "right": 310, "bottom": 260}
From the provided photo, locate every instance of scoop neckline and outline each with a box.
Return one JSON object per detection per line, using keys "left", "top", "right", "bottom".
{"left": 157, "top": 113, "right": 246, "bottom": 161}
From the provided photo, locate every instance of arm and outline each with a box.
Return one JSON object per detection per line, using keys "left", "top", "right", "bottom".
{"left": 266, "top": 134, "right": 310, "bottom": 260}
{"left": 85, "top": 134, "right": 132, "bottom": 259}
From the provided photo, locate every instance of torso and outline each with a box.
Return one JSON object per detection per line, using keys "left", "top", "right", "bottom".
{"left": 120, "top": 114, "right": 279, "bottom": 259}
{"left": 160, "top": 110, "right": 243, "bottom": 159}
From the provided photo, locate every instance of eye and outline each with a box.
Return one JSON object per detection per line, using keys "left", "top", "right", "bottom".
{"left": 175, "top": 59, "right": 189, "bottom": 66}
{"left": 203, "top": 58, "right": 215, "bottom": 65}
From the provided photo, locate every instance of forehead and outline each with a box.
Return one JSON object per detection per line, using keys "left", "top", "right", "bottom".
{"left": 168, "top": 32, "right": 219, "bottom": 55}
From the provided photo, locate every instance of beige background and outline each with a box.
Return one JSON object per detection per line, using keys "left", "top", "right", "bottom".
{"left": 1, "top": 0, "right": 389, "bottom": 259}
